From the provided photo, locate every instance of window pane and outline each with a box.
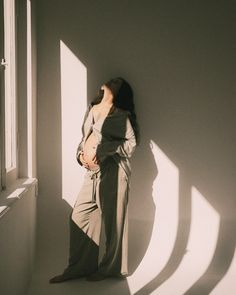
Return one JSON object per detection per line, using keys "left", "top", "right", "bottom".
{"left": 4, "top": 0, "right": 16, "bottom": 170}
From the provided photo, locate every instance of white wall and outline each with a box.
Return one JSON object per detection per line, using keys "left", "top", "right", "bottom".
{"left": 0, "top": 184, "right": 37, "bottom": 295}
{"left": 36, "top": 1, "right": 236, "bottom": 294}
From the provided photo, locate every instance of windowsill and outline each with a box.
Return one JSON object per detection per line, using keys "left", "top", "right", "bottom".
{"left": 6, "top": 166, "right": 16, "bottom": 173}
{"left": 0, "top": 177, "right": 38, "bottom": 219}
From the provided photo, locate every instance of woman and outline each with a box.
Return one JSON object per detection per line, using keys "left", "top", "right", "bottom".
{"left": 50, "top": 77, "right": 138, "bottom": 283}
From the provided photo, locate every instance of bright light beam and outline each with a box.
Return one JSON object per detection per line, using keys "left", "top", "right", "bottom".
{"left": 127, "top": 140, "right": 179, "bottom": 294}
{"left": 150, "top": 187, "right": 220, "bottom": 295}
{"left": 60, "top": 40, "right": 87, "bottom": 207}
{"left": 210, "top": 247, "right": 236, "bottom": 295}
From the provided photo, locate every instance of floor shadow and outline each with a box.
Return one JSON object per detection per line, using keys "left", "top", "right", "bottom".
{"left": 134, "top": 171, "right": 192, "bottom": 295}
{"left": 28, "top": 207, "right": 131, "bottom": 295}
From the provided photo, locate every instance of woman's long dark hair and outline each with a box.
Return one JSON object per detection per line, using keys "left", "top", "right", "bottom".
{"left": 91, "top": 77, "right": 139, "bottom": 144}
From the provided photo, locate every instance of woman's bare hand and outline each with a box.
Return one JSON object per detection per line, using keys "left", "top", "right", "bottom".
{"left": 79, "top": 151, "right": 89, "bottom": 169}
{"left": 92, "top": 154, "right": 100, "bottom": 165}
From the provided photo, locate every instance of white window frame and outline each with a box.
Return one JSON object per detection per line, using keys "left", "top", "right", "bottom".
{"left": 1, "top": 0, "right": 37, "bottom": 192}
{"left": 1, "top": 0, "right": 18, "bottom": 189}
{"left": 0, "top": 0, "right": 4, "bottom": 191}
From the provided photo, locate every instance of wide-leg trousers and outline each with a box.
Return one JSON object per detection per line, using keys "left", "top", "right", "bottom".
{"left": 63, "top": 157, "right": 129, "bottom": 278}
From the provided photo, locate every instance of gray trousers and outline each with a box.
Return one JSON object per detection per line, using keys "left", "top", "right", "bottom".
{"left": 63, "top": 157, "right": 129, "bottom": 278}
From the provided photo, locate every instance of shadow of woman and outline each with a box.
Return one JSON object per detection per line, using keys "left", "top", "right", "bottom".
{"left": 128, "top": 139, "right": 157, "bottom": 275}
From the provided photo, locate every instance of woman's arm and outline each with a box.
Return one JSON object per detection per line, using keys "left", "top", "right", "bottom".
{"left": 96, "top": 116, "right": 136, "bottom": 161}
{"left": 77, "top": 151, "right": 89, "bottom": 168}
{"left": 76, "top": 104, "right": 93, "bottom": 166}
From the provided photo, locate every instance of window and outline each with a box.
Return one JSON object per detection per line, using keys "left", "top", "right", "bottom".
{"left": 0, "top": 0, "right": 17, "bottom": 189}
{"left": 4, "top": 0, "right": 17, "bottom": 172}
{"left": 0, "top": 0, "right": 36, "bottom": 192}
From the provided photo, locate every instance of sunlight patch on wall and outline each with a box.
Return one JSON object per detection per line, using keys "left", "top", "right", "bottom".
{"left": 60, "top": 40, "right": 87, "bottom": 207}
{"left": 127, "top": 140, "right": 179, "bottom": 293}
{"left": 150, "top": 186, "right": 220, "bottom": 295}
{"left": 210, "top": 246, "right": 236, "bottom": 295}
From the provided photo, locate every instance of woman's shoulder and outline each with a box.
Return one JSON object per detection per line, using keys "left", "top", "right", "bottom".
{"left": 91, "top": 104, "right": 99, "bottom": 114}
{"left": 91, "top": 104, "right": 98, "bottom": 110}
{"left": 82, "top": 104, "right": 95, "bottom": 125}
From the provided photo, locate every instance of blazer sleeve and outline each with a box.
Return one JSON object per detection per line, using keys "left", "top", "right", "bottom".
{"left": 96, "top": 115, "right": 136, "bottom": 160}
{"left": 76, "top": 104, "right": 93, "bottom": 165}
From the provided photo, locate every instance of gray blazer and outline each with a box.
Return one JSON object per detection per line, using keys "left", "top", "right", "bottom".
{"left": 76, "top": 104, "right": 136, "bottom": 180}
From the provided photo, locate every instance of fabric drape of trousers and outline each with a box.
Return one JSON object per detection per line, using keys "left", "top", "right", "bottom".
{"left": 62, "top": 156, "right": 129, "bottom": 278}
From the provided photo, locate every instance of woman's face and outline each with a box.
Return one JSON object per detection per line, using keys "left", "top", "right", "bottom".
{"left": 102, "top": 78, "right": 123, "bottom": 97}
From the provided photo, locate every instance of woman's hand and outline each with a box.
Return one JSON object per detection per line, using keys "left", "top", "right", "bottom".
{"left": 91, "top": 154, "right": 100, "bottom": 165}
{"left": 79, "top": 151, "right": 90, "bottom": 169}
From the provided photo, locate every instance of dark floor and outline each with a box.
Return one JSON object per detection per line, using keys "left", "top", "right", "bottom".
{"left": 27, "top": 213, "right": 235, "bottom": 295}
